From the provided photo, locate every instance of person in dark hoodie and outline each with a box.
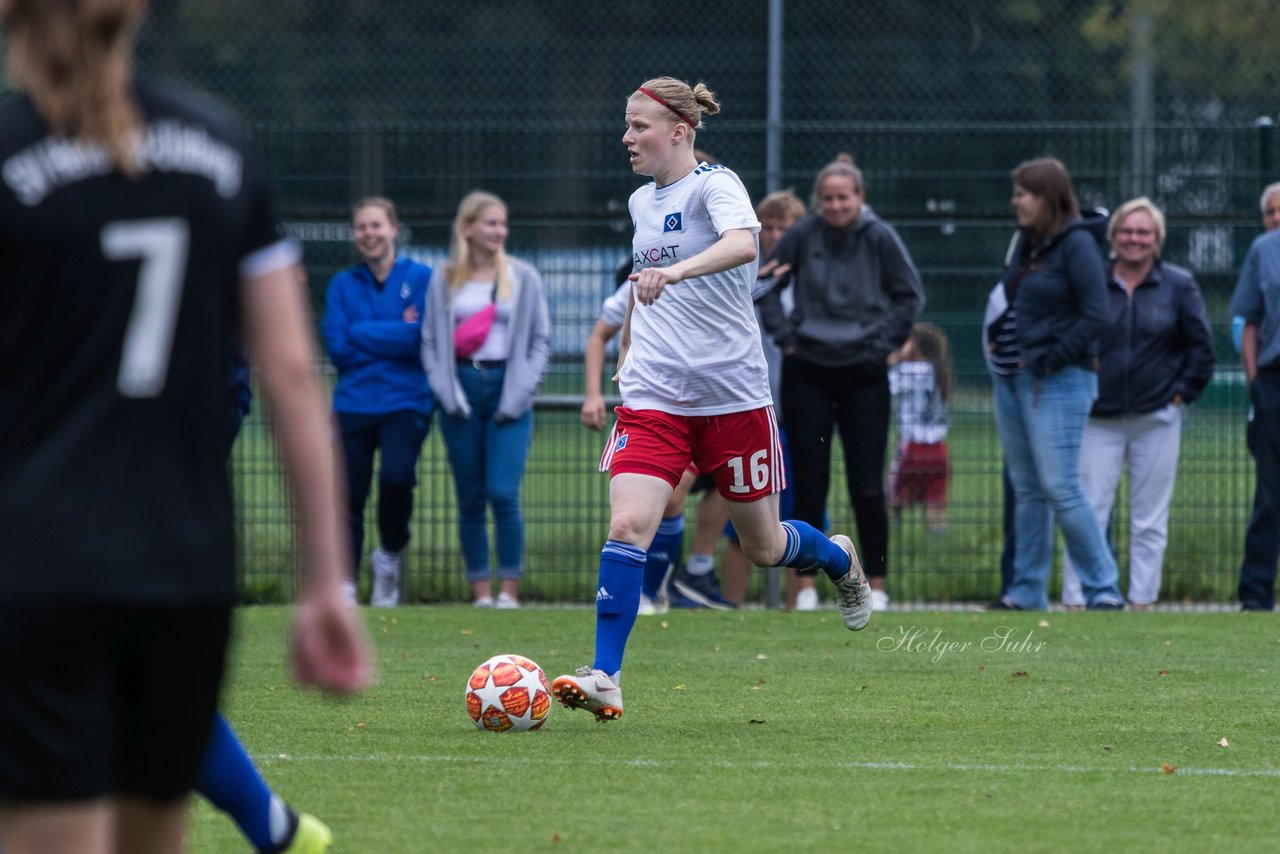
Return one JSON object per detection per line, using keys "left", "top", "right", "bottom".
{"left": 760, "top": 154, "right": 924, "bottom": 610}
{"left": 1060, "top": 197, "right": 1215, "bottom": 610}
{"left": 984, "top": 157, "right": 1124, "bottom": 610}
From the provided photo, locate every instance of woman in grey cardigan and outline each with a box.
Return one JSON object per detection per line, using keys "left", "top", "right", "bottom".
{"left": 422, "top": 191, "right": 551, "bottom": 608}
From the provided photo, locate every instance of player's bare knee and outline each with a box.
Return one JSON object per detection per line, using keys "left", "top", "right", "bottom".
{"left": 607, "top": 511, "right": 650, "bottom": 545}
{"left": 740, "top": 539, "right": 782, "bottom": 568}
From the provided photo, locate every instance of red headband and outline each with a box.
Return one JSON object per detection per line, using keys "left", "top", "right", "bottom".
{"left": 637, "top": 86, "right": 697, "bottom": 129}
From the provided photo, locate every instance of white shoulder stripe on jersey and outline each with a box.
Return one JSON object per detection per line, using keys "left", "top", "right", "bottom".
{"left": 239, "top": 238, "right": 301, "bottom": 279}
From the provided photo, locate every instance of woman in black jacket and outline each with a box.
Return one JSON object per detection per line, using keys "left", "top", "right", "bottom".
{"left": 1060, "top": 197, "right": 1215, "bottom": 609}
{"left": 985, "top": 157, "right": 1124, "bottom": 610}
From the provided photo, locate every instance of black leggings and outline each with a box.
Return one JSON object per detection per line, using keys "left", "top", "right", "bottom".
{"left": 781, "top": 357, "right": 890, "bottom": 578}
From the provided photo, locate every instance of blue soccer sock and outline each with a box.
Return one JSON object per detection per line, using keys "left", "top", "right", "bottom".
{"left": 779, "top": 520, "right": 851, "bottom": 583}
{"left": 644, "top": 514, "right": 684, "bottom": 597}
{"left": 594, "top": 540, "right": 645, "bottom": 676}
{"left": 198, "top": 713, "right": 297, "bottom": 852}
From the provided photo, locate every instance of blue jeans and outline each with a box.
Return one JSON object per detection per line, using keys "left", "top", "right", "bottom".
{"left": 439, "top": 363, "right": 533, "bottom": 582}
{"left": 991, "top": 366, "right": 1122, "bottom": 609}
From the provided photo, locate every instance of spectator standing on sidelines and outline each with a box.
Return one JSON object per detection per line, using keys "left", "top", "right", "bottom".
{"left": 720, "top": 189, "right": 816, "bottom": 608}
{"left": 1060, "top": 198, "right": 1215, "bottom": 610}
{"left": 1231, "top": 183, "right": 1280, "bottom": 354}
{"left": 887, "top": 321, "right": 954, "bottom": 534}
{"left": 422, "top": 191, "right": 551, "bottom": 609}
{"left": 984, "top": 157, "right": 1123, "bottom": 611}
{"left": 760, "top": 154, "right": 925, "bottom": 611}
{"left": 552, "top": 77, "right": 872, "bottom": 723}
{"left": 1230, "top": 213, "right": 1280, "bottom": 611}
{"left": 322, "top": 197, "right": 434, "bottom": 607}
{"left": 0, "top": 2, "right": 372, "bottom": 852}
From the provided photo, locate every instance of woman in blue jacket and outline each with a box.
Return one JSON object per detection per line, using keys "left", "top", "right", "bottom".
{"left": 422, "top": 191, "right": 550, "bottom": 608}
{"left": 985, "top": 158, "right": 1124, "bottom": 610}
{"left": 322, "top": 197, "right": 434, "bottom": 607}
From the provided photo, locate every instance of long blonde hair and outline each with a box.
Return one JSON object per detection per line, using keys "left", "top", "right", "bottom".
{"left": 447, "top": 191, "right": 512, "bottom": 301}
{"left": 2, "top": 0, "right": 143, "bottom": 175}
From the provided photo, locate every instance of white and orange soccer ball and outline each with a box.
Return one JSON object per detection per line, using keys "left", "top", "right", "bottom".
{"left": 465, "top": 654, "right": 552, "bottom": 732}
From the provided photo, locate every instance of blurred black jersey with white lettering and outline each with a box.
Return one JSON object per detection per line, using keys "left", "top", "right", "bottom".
{"left": 0, "top": 79, "right": 292, "bottom": 605}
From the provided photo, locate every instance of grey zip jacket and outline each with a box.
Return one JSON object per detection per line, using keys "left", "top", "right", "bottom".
{"left": 421, "top": 257, "right": 551, "bottom": 421}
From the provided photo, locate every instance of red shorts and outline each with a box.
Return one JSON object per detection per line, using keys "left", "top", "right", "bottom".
{"left": 889, "top": 441, "right": 950, "bottom": 507}
{"left": 600, "top": 406, "right": 784, "bottom": 501}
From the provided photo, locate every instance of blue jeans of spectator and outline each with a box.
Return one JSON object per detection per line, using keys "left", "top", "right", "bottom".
{"left": 338, "top": 409, "right": 431, "bottom": 579}
{"left": 1240, "top": 368, "right": 1280, "bottom": 610}
{"left": 439, "top": 363, "right": 533, "bottom": 583}
{"left": 991, "top": 366, "right": 1122, "bottom": 609}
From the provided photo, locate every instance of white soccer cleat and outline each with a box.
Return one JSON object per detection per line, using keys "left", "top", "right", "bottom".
{"left": 551, "top": 666, "right": 623, "bottom": 721}
{"left": 830, "top": 534, "right": 872, "bottom": 631}
{"left": 369, "top": 548, "right": 402, "bottom": 608}
{"left": 495, "top": 591, "right": 520, "bottom": 609}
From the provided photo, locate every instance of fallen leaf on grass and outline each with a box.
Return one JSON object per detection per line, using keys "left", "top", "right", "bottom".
{"left": 426, "top": 674, "right": 439, "bottom": 682}
{"left": 749, "top": 719, "right": 767, "bottom": 725}
{"left": 757, "top": 678, "right": 767, "bottom": 685}
{"left": 1038, "top": 620, "right": 1050, "bottom": 628}
{"left": 1012, "top": 671, "right": 1029, "bottom": 678}
{"left": 755, "top": 653, "right": 769, "bottom": 660}
{"left": 1218, "top": 737, "right": 1230, "bottom": 748}
{"left": 1157, "top": 669, "right": 1170, "bottom": 677}
{"left": 460, "top": 628, "right": 473, "bottom": 636}
{"left": 1103, "top": 745, "right": 1113, "bottom": 752}
{"left": 660, "top": 621, "right": 670, "bottom": 629}
{"left": 674, "top": 683, "right": 686, "bottom": 690}
{"left": 552, "top": 833, "right": 562, "bottom": 843}
{"left": 1161, "top": 762, "right": 1177, "bottom": 775}
{"left": 978, "top": 664, "right": 986, "bottom": 672}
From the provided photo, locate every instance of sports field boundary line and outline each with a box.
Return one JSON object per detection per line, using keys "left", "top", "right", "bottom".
{"left": 257, "top": 753, "right": 1280, "bottom": 778}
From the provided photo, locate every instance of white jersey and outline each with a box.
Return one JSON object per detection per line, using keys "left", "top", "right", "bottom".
{"left": 620, "top": 163, "right": 768, "bottom": 415}
{"left": 889, "top": 360, "right": 949, "bottom": 445}
{"left": 598, "top": 281, "right": 630, "bottom": 328}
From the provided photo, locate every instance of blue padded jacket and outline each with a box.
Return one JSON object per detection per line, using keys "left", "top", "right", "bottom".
{"left": 322, "top": 257, "right": 434, "bottom": 415}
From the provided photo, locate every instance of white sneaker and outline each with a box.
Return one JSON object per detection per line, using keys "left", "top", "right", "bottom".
{"left": 551, "top": 666, "right": 623, "bottom": 721}
{"left": 870, "top": 588, "right": 890, "bottom": 611}
{"left": 830, "top": 534, "right": 873, "bottom": 631}
{"left": 369, "top": 548, "right": 402, "bottom": 608}
{"left": 495, "top": 591, "right": 520, "bottom": 609}
{"left": 795, "top": 587, "right": 819, "bottom": 611}
{"left": 637, "top": 593, "right": 668, "bottom": 616}
{"left": 474, "top": 595, "right": 495, "bottom": 608}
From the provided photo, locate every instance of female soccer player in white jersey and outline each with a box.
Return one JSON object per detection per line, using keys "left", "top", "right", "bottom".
{"left": 552, "top": 77, "right": 873, "bottom": 722}
{"left": 0, "top": 2, "right": 372, "bottom": 852}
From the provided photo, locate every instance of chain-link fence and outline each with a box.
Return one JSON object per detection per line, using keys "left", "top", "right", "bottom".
{"left": 9, "top": 1, "right": 1277, "bottom": 606}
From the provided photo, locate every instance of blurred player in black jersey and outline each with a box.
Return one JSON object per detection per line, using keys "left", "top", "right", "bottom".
{"left": 0, "top": 2, "right": 373, "bottom": 853}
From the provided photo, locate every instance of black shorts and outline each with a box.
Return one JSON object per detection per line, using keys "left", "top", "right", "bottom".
{"left": 0, "top": 604, "right": 232, "bottom": 803}
{"left": 691, "top": 473, "right": 718, "bottom": 495}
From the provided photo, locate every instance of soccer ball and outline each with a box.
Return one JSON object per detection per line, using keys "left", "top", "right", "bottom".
{"left": 465, "top": 654, "right": 552, "bottom": 732}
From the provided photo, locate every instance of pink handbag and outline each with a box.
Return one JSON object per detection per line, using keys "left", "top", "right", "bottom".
{"left": 453, "top": 284, "right": 497, "bottom": 357}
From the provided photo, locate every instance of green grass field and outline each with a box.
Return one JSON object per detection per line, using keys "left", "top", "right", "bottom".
{"left": 188, "top": 606, "right": 1279, "bottom": 853}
